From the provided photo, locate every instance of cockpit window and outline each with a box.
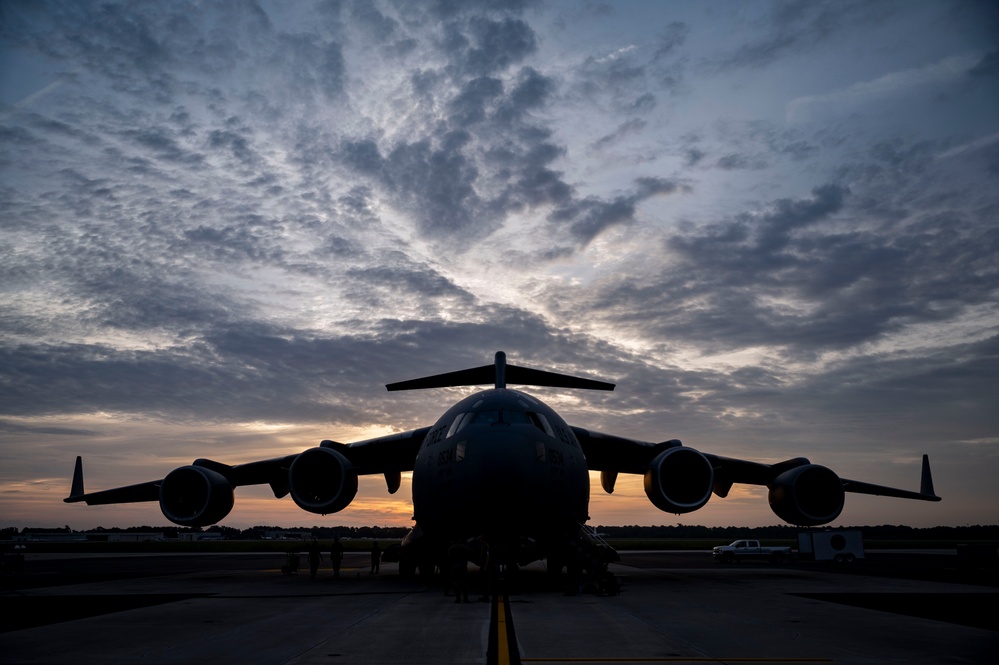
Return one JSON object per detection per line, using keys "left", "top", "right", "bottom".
{"left": 447, "top": 410, "right": 499, "bottom": 436}
{"left": 475, "top": 411, "right": 501, "bottom": 425}
{"left": 528, "top": 412, "right": 555, "bottom": 437}
{"left": 502, "top": 411, "right": 531, "bottom": 425}
{"left": 447, "top": 412, "right": 469, "bottom": 438}
{"left": 446, "top": 409, "right": 556, "bottom": 435}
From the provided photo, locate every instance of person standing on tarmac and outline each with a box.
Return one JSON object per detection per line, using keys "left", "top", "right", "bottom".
{"left": 370, "top": 542, "right": 381, "bottom": 574}
{"left": 477, "top": 537, "right": 492, "bottom": 601}
{"left": 308, "top": 539, "right": 323, "bottom": 580}
{"left": 330, "top": 536, "right": 344, "bottom": 578}
{"left": 447, "top": 541, "right": 470, "bottom": 603}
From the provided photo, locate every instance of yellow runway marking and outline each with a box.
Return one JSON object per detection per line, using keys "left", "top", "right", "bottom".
{"left": 488, "top": 589, "right": 520, "bottom": 665}
{"left": 496, "top": 594, "right": 511, "bottom": 665}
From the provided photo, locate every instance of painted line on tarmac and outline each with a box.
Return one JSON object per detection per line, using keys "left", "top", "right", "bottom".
{"left": 487, "top": 588, "right": 521, "bottom": 665}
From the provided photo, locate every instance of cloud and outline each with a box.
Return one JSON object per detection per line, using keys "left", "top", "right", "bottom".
{"left": 715, "top": 152, "right": 768, "bottom": 171}
{"left": 652, "top": 22, "right": 689, "bottom": 62}
{"left": 0, "top": 420, "right": 99, "bottom": 437}
{"left": 967, "top": 48, "right": 999, "bottom": 79}
{"left": 677, "top": 120, "right": 818, "bottom": 173}
{"left": 705, "top": 0, "right": 899, "bottom": 72}
{"left": 350, "top": 1, "right": 400, "bottom": 42}
{"left": 711, "top": 33, "right": 797, "bottom": 71}
{"left": 548, "top": 177, "right": 685, "bottom": 246}
{"left": 682, "top": 146, "right": 705, "bottom": 168}
{"left": 506, "top": 66, "right": 555, "bottom": 112}
{"left": 1, "top": 0, "right": 996, "bottom": 530}
{"left": 935, "top": 131, "right": 999, "bottom": 160}
{"left": 787, "top": 53, "right": 984, "bottom": 122}
{"left": 590, "top": 118, "right": 647, "bottom": 151}
{"left": 449, "top": 76, "right": 505, "bottom": 127}
{"left": 443, "top": 15, "right": 538, "bottom": 77}
{"left": 572, "top": 46, "right": 648, "bottom": 104}
{"left": 343, "top": 254, "right": 477, "bottom": 308}
{"left": 578, "top": 181, "right": 998, "bottom": 358}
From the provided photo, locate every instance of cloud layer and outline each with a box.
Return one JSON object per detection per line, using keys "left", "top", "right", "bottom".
{"left": 2, "top": 0, "right": 997, "bottom": 529}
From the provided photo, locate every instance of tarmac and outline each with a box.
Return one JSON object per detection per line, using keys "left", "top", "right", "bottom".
{"left": 2, "top": 549, "right": 996, "bottom": 664}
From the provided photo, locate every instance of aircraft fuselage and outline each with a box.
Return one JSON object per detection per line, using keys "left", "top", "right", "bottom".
{"left": 411, "top": 388, "right": 588, "bottom": 559}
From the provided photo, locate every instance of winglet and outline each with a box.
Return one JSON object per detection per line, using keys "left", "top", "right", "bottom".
{"left": 920, "top": 454, "right": 937, "bottom": 498}
{"left": 66, "top": 456, "right": 85, "bottom": 503}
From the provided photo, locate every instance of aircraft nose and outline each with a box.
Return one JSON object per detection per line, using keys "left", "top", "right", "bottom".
{"left": 411, "top": 423, "right": 587, "bottom": 543}
{"left": 465, "top": 430, "right": 549, "bottom": 526}
{"left": 475, "top": 428, "right": 537, "bottom": 473}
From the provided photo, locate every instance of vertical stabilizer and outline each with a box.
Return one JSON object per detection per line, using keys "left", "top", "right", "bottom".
{"left": 494, "top": 351, "right": 506, "bottom": 389}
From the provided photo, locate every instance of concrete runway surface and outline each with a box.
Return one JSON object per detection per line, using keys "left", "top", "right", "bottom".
{"left": 2, "top": 550, "right": 996, "bottom": 664}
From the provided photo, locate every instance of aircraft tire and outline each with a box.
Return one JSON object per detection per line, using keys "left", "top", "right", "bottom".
{"left": 400, "top": 558, "right": 416, "bottom": 579}
{"left": 417, "top": 557, "right": 435, "bottom": 579}
{"left": 546, "top": 556, "right": 564, "bottom": 589}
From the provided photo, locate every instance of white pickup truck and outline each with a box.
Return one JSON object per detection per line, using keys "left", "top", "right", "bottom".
{"left": 712, "top": 540, "right": 792, "bottom": 563}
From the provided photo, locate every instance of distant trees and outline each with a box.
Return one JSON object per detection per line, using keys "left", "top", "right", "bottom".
{"left": 2, "top": 523, "right": 997, "bottom": 541}
{"left": 592, "top": 524, "right": 999, "bottom": 541}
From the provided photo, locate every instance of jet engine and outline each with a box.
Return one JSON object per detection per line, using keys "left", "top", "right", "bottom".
{"left": 159, "top": 465, "right": 235, "bottom": 527}
{"left": 644, "top": 447, "right": 714, "bottom": 514}
{"left": 289, "top": 447, "right": 358, "bottom": 515}
{"left": 768, "top": 464, "right": 844, "bottom": 526}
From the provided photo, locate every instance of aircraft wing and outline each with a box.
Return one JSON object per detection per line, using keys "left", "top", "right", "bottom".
{"left": 571, "top": 426, "right": 938, "bottom": 525}
{"left": 66, "top": 426, "right": 432, "bottom": 507}
{"left": 64, "top": 478, "right": 163, "bottom": 506}
{"left": 331, "top": 426, "right": 432, "bottom": 474}
{"left": 568, "top": 428, "right": 670, "bottom": 474}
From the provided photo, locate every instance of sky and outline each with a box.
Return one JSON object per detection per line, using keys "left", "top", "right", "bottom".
{"left": 1, "top": 0, "right": 997, "bottom": 531}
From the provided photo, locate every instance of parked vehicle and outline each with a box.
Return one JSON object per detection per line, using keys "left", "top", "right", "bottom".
{"left": 712, "top": 539, "right": 792, "bottom": 563}
{"left": 797, "top": 529, "right": 864, "bottom": 563}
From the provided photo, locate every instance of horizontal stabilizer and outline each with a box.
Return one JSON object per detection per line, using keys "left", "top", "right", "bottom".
{"left": 387, "top": 364, "right": 495, "bottom": 391}
{"left": 386, "top": 351, "right": 614, "bottom": 391}
{"left": 505, "top": 364, "right": 615, "bottom": 391}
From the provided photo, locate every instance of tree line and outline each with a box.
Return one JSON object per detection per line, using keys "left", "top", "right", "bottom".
{"left": 591, "top": 524, "right": 999, "bottom": 540}
{"left": 4, "top": 524, "right": 998, "bottom": 541}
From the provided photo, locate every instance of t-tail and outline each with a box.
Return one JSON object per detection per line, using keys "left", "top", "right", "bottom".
{"left": 386, "top": 351, "right": 615, "bottom": 392}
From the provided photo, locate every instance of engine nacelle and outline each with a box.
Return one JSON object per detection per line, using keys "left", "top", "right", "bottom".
{"left": 644, "top": 447, "right": 714, "bottom": 514}
{"left": 768, "top": 464, "right": 845, "bottom": 526}
{"left": 159, "top": 465, "right": 234, "bottom": 527}
{"left": 289, "top": 447, "right": 358, "bottom": 515}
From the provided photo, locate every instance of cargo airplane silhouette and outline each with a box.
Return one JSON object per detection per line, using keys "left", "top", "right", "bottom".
{"left": 67, "top": 352, "right": 939, "bottom": 572}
